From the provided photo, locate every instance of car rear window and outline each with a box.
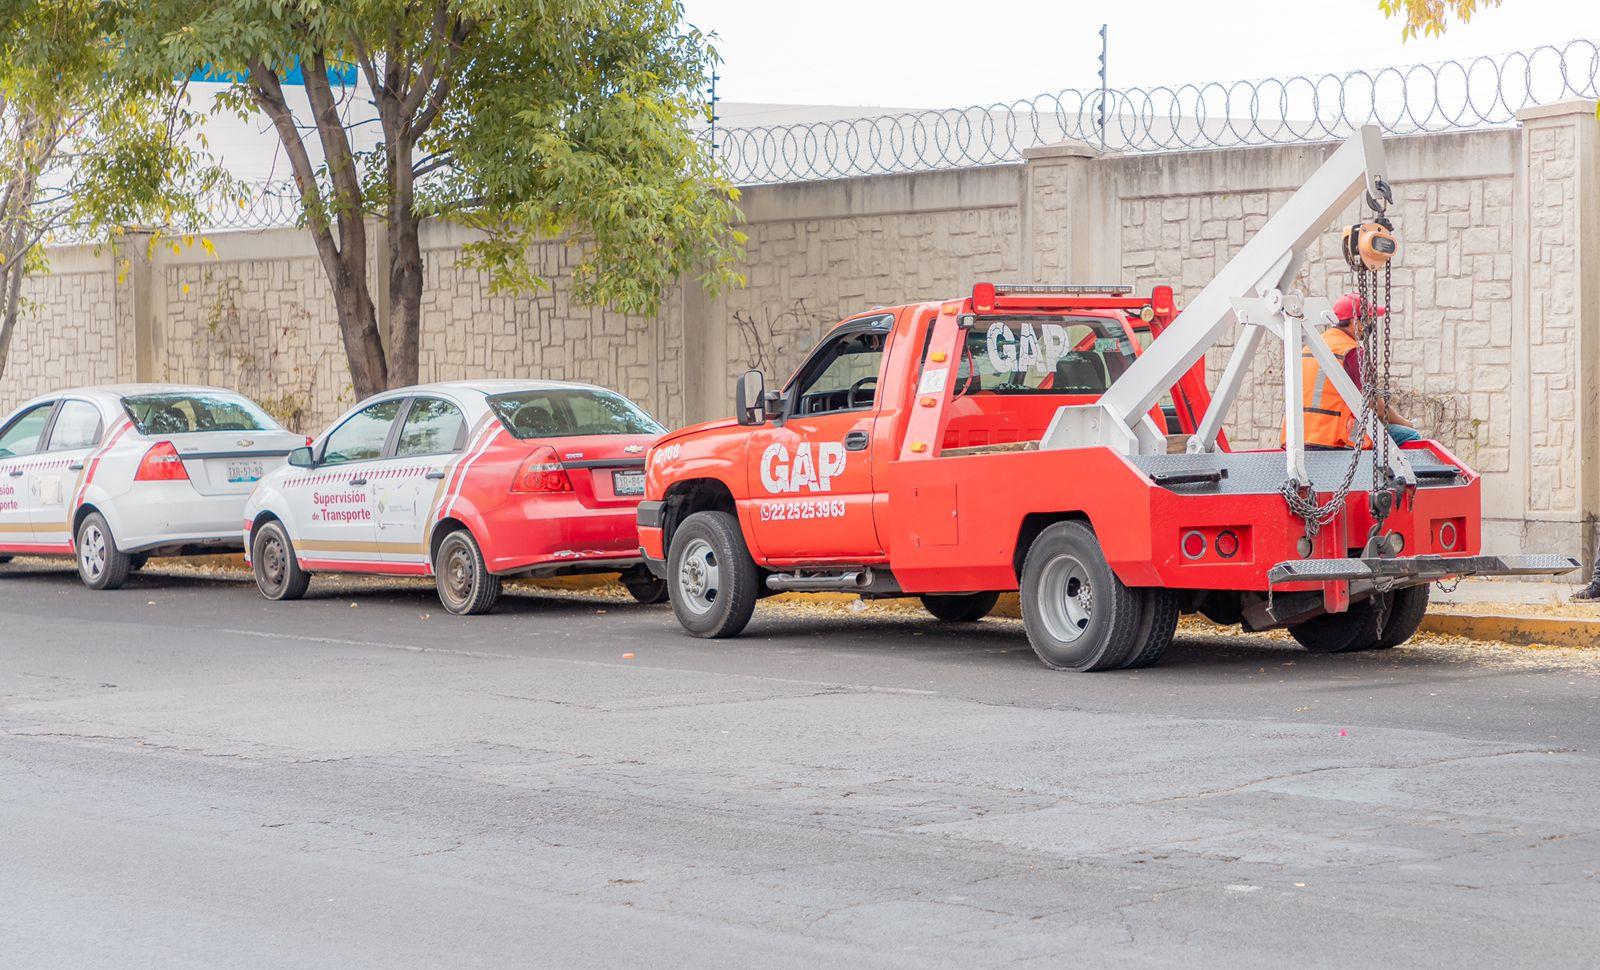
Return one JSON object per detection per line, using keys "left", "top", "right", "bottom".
{"left": 123, "top": 393, "right": 280, "bottom": 435}
{"left": 488, "top": 389, "right": 663, "bottom": 439}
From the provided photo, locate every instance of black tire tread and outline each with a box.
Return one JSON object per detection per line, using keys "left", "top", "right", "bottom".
{"left": 1124, "top": 587, "right": 1180, "bottom": 669}
{"left": 1377, "top": 584, "right": 1430, "bottom": 648}
{"left": 435, "top": 530, "right": 501, "bottom": 616}
{"left": 920, "top": 591, "right": 1000, "bottom": 623}
{"left": 252, "top": 520, "right": 311, "bottom": 601}
{"left": 668, "top": 510, "right": 760, "bottom": 638}
{"left": 1288, "top": 597, "right": 1382, "bottom": 653}
{"left": 1020, "top": 521, "right": 1147, "bottom": 672}
{"left": 78, "top": 512, "right": 132, "bottom": 591}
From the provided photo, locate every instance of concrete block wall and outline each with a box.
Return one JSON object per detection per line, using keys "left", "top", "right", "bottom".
{"left": 1, "top": 102, "right": 1593, "bottom": 567}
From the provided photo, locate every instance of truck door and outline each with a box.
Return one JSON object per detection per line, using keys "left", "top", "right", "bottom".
{"left": 747, "top": 321, "right": 889, "bottom": 561}
{"left": 0, "top": 401, "right": 57, "bottom": 549}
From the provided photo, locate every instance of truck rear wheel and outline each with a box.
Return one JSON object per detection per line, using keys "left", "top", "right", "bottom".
{"left": 1123, "top": 587, "right": 1180, "bottom": 669}
{"left": 1020, "top": 521, "right": 1147, "bottom": 671}
{"left": 1288, "top": 597, "right": 1382, "bottom": 653}
{"left": 668, "top": 511, "right": 759, "bottom": 638}
{"left": 1377, "top": 584, "right": 1430, "bottom": 648}
{"left": 920, "top": 591, "right": 1000, "bottom": 623}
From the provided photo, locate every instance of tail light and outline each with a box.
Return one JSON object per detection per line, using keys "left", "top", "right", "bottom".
{"left": 134, "top": 441, "right": 189, "bottom": 482}
{"left": 511, "top": 445, "right": 572, "bottom": 493}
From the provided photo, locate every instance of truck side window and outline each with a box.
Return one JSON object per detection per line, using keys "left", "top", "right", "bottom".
{"left": 790, "top": 331, "right": 887, "bottom": 416}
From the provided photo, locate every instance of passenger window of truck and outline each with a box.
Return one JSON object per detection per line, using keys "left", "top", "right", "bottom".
{"left": 0, "top": 403, "right": 55, "bottom": 459}
{"left": 321, "top": 399, "right": 404, "bottom": 465}
{"left": 395, "top": 397, "right": 467, "bottom": 457}
{"left": 791, "top": 331, "right": 887, "bottom": 416}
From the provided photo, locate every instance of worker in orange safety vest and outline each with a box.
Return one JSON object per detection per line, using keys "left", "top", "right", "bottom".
{"left": 1291, "top": 293, "right": 1418, "bottom": 450}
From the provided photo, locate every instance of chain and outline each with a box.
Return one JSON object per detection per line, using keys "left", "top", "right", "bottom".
{"left": 1435, "top": 576, "right": 1463, "bottom": 594}
{"left": 1277, "top": 212, "right": 1396, "bottom": 540}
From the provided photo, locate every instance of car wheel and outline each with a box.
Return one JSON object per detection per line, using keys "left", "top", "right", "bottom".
{"left": 1020, "top": 521, "right": 1147, "bottom": 671}
{"left": 0, "top": 555, "right": 12, "bottom": 565}
{"left": 1123, "top": 587, "right": 1180, "bottom": 669}
{"left": 1287, "top": 596, "right": 1383, "bottom": 653}
{"left": 129, "top": 554, "right": 150, "bottom": 573}
{"left": 620, "top": 567, "right": 670, "bottom": 605}
{"left": 252, "top": 520, "right": 311, "bottom": 601}
{"left": 434, "top": 529, "right": 501, "bottom": 616}
{"left": 920, "top": 591, "right": 1000, "bottom": 622}
{"left": 76, "top": 512, "right": 133, "bottom": 591}
{"left": 1376, "top": 584, "right": 1430, "bottom": 649}
{"left": 668, "top": 511, "right": 759, "bottom": 638}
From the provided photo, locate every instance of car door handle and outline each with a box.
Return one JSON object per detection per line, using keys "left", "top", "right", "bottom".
{"left": 844, "top": 431, "right": 870, "bottom": 451}
{"left": 6, "top": 469, "right": 21, "bottom": 477}
{"left": 68, "top": 462, "right": 85, "bottom": 471}
{"left": 350, "top": 477, "right": 368, "bottom": 486}
{"left": 425, "top": 470, "right": 447, "bottom": 480}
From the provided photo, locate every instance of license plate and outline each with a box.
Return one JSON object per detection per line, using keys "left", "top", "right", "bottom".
{"left": 613, "top": 470, "right": 645, "bottom": 496}
{"left": 227, "top": 461, "right": 265, "bottom": 484}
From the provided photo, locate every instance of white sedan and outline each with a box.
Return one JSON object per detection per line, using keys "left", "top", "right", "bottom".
{"left": 0, "top": 384, "right": 304, "bottom": 589}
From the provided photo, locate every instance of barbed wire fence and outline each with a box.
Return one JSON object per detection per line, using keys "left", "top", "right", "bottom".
{"left": 191, "top": 38, "right": 1598, "bottom": 230}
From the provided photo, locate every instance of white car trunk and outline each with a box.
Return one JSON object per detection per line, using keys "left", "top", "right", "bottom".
{"left": 170, "top": 431, "right": 306, "bottom": 496}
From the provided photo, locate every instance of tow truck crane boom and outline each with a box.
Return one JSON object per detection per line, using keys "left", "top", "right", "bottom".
{"left": 1041, "top": 125, "right": 1411, "bottom": 486}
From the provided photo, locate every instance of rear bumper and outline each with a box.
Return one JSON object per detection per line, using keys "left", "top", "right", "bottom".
{"left": 1269, "top": 554, "right": 1579, "bottom": 587}
{"left": 104, "top": 487, "right": 254, "bottom": 553}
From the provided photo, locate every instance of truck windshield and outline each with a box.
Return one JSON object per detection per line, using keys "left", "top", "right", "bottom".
{"left": 488, "top": 389, "right": 664, "bottom": 439}
{"left": 948, "top": 315, "right": 1137, "bottom": 395}
{"left": 122, "top": 393, "right": 280, "bottom": 434}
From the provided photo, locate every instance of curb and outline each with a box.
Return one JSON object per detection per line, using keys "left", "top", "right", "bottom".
{"left": 1421, "top": 612, "right": 1600, "bottom": 649}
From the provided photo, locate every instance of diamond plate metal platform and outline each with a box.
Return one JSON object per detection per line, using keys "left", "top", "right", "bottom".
{"left": 1130, "top": 450, "right": 1462, "bottom": 495}
{"left": 1267, "top": 554, "right": 1579, "bottom": 585}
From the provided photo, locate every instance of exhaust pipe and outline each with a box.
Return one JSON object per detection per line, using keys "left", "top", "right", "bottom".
{"left": 765, "top": 570, "right": 873, "bottom": 592}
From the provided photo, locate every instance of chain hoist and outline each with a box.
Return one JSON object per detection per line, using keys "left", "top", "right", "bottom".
{"left": 1278, "top": 179, "right": 1402, "bottom": 543}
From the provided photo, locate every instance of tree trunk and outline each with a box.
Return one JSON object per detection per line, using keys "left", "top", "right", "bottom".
{"left": 0, "top": 256, "right": 26, "bottom": 379}
{"left": 385, "top": 159, "right": 425, "bottom": 391}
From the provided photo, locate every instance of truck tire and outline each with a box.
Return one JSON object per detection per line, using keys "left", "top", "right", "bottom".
{"left": 1288, "top": 596, "right": 1383, "bottom": 653}
{"left": 1020, "top": 521, "right": 1147, "bottom": 671}
{"left": 668, "top": 510, "right": 760, "bottom": 638}
{"left": 76, "top": 512, "right": 133, "bottom": 591}
{"left": 920, "top": 591, "right": 1000, "bottom": 623}
{"left": 1376, "top": 584, "right": 1430, "bottom": 648}
{"left": 1123, "top": 587, "right": 1180, "bottom": 669}
{"left": 434, "top": 529, "right": 502, "bottom": 615}
{"left": 620, "top": 567, "right": 670, "bottom": 605}
{"left": 252, "top": 520, "right": 311, "bottom": 601}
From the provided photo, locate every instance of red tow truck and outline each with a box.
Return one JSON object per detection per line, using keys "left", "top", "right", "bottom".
{"left": 636, "top": 127, "right": 1575, "bottom": 671}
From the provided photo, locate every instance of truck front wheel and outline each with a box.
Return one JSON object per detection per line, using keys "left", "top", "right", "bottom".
{"left": 920, "top": 591, "right": 1000, "bottom": 623}
{"left": 668, "top": 511, "right": 760, "bottom": 638}
{"left": 1020, "top": 521, "right": 1147, "bottom": 671}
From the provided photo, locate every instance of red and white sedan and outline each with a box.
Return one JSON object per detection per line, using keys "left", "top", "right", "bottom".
{"left": 0, "top": 385, "right": 304, "bottom": 588}
{"left": 243, "top": 380, "right": 666, "bottom": 613}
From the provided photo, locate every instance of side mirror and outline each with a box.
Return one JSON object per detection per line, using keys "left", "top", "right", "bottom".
{"left": 762, "top": 389, "right": 785, "bottom": 420}
{"left": 735, "top": 369, "right": 767, "bottom": 426}
{"left": 287, "top": 445, "right": 315, "bottom": 468}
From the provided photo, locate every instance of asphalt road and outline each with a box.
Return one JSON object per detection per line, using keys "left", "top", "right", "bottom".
{"left": 3, "top": 561, "right": 1599, "bottom": 968}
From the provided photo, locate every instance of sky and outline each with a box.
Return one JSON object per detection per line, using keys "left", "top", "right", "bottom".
{"left": 680, "top": 0, "right": 1600, "bottom": 110}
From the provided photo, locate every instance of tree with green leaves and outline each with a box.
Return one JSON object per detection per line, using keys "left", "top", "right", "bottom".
{"left": 1378, "top": 0, "right": 1502, "bottom": 38}
{"left": 0, "top": 0, "right": 216, "bottom": 382}
{"left": 121, "top": 0, "right": 744, "bottom": 400}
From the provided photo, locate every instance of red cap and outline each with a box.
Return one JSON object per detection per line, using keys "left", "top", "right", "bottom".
{"left": 1333, "top": 293, "right": 1387, "bottom": 321}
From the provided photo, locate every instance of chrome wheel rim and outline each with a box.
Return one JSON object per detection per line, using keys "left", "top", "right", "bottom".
{"left": 443, "top": 542, "right": 474, "bottom": 606}
{"left": 677, "top": 538, "right": 720, "bottom": 615}
{"left": 1038, "top": 553, "right": 1093, "bottom": 644}
{"left": 80, "top": 524, "right": 106, "bottom": 580}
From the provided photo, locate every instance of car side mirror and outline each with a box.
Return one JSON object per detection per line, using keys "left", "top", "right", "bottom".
{"left": 762, "top": 389, "right": 785, "bottom": 420}
{"left": 287, "top": 445, "right": 315, "bottom": 468}
{"left": 736, "top": 369, "right": 767, "bottom": 426}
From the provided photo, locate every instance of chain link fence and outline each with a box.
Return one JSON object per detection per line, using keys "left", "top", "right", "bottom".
{"left": 195, "top": 38, "right": 1599, "bottom": 228}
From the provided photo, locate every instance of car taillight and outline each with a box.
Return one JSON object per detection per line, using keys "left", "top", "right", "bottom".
{"left": 511, "top": 445, "right": 572, "bottom": 493}
{"left": 134, "top": 441, "right": 189, "bottom": 482}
